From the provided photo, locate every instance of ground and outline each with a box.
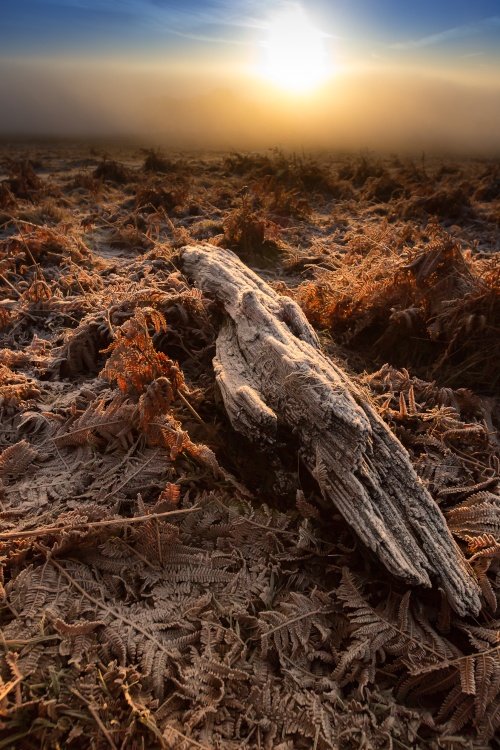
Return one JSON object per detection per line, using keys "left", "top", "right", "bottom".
{"left": 0, "top": 142, "right": 499, "bottom": 749}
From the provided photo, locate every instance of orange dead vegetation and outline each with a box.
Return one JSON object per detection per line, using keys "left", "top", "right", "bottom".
{"left": 0, "top": 143, "right": 498, "bottom": 749}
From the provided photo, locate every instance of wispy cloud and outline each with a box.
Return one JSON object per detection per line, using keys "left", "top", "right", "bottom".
{"left": 392, "top": 16, "right": 500, "bottom": 50}
{"left": 41, "top": 0, "right": 274, "bottom": 33}
{"left": 5, "top": 0, "right": 317, "bottom": 50}
{"left": 26, "top": 0, "right": 293, "bottom": 49}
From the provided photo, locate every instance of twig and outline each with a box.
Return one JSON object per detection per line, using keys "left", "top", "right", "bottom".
{"left": 99, "top": 436, "right": 141, "bottom": 481}
{"left": 42, "top": 555, "right": 199, "bottom": 662}
{"left": 102, "top": 449, "right": 160, "bottom": 500}
{"left": 0, "top": 506, "right": 199, "bottom": 540}
{"left": 0, "top": 635, "right": 60, "bottom": 648}
{"left": 0, "top": 274, "right": 21, "bottom": 297}
{"left": 162, "top": 725, "right": 212, "bottom": 750}
{"left": 0, "top": 677, "right": 22, "bottom": 703}
{"left": 51, "top": 438, "right": 70, "bottom": 471}
{"left": 262, "top": 606, "right": 336, "bottom": 638}
{"left": 177, "top": 390, "right": 205, "bottom": 425}
{"left": 54, "top": 419, "right": 130, "bottom": 444}
{"left": 70, "top": 688, "right": 118, "bottom": 750}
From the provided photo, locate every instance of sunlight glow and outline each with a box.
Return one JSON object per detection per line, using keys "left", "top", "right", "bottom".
{"left": 258, "top": 5, "right": 331, "bottom": 93}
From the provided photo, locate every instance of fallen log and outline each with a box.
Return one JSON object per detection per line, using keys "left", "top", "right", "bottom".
{"left": 180, "top": 244, "right": 481, "bottom": 616}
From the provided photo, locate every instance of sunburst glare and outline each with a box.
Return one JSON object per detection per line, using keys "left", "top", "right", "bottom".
{"left": 257, "top": 5, "right": 331, "bottom": 93}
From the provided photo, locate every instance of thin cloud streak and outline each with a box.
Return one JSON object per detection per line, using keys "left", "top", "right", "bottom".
{"left": 3, "top": 1, "right": 335, "bottom": 51}
{"left": 39, "top": 0, "right": 271, "bottom": 30}
{"left": 392, "top": 15, "right": 500, "bottom": 50}
{"left": 33, "top": 0, "right": 277, "bottom": 46}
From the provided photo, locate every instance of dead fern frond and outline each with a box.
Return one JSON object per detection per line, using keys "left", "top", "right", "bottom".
{"left": 101, "top": 308, "right": 176, "bottom": 395}
{"left": 50, "top": 317, "right": 111, "bottom": 377}
{"left": 259, "top": 589, "right": 336, "bottom": 659}
{"left": 138, "top": 374, "right": 183, "bottom": 429}
{"left": 334, "top": 569, "right": 457, "bottom": 685}
{"left": 0, "top": 440, "right": 38, "bottom": 478}
{"left": 158, "top": 482, "right": 181, "bottom": 508}
{"left": 0, "top": 365, "right": 40, "bottom": 406}
{"left": 446, "top": 492, "right": 500, "bottom": 540}
{"left": 54, "top": 393, "right": 136, "bottom": 450}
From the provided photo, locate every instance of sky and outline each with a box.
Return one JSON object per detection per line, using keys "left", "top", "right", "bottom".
{"left": 1, "top": 0, "right": 500, "bottom": 150}
{"left": 2, "top": 0, "right": 500, "bottom": 55}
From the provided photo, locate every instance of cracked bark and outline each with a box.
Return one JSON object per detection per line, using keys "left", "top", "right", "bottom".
{"left": 180, "top": 244, "right": 481, "bottom": 616}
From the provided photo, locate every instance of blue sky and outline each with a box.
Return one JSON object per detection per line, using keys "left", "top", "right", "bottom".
{"left": 0, "top": 0, "right": 499, "bottom": 146}
{"left": 1, "top": 0, "right": 500, "bottom": 57}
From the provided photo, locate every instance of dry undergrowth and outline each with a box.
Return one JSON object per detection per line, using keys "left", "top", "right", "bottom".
{"left": 297, "top": 223, "right": 500, "bottom": 391}
{"left": 0, "top": 144, "right": 498, "bottom": 749}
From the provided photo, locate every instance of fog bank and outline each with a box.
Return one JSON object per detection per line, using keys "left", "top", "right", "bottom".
{"left": 1, "top": 57, "right": 499, "bottom": 154}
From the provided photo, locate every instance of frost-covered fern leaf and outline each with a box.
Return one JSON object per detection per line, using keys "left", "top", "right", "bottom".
{"left": 84, "top": 447, "right": 175, "bottom": 503}
{"left": 334, "top": 568, "right": 457, "bottom": 685}
{"left": 54, "top": 392, "right": 136, "bottom": 450}
{"left": 3, "top": 558, "right": 196, "bottom": 700}
{"left": 247, "top": 682, "right": 338, "bottom": 749}
{"left": 3, "top": 453, "right": 91, "bottom": 512}
{"left": 446, "top": 491, "right": 500, "bottom": 540}
{"left": 0, "top": 440, "right": 38, "bottom": 478}
{"left": 399, "top": 643, "right": 500, "bottom": 739}
{"left": 49, "top": 317, "right": 111, "bottom": 378}
{"left": 259, "top": 590, "right": 336, "bottom": 660}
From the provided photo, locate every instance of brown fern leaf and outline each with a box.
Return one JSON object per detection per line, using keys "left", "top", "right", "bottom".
{"left": 4, "top": 557, "right": 194, "bottom": 700}
{"left": 137, "top": 519, "right": 179, "bottom": 565}
{"left": 458, "top": 655, "right": 476, "bottom": 695}
{"left": 461, "top": 623, "right": 500, "bottom": 650}
{"left": 0, "top": 348, "right": 32, "bottom": 368}
{"left": 83, "top": 448, "right": 173, "bottom": 502}
{"left": 259, "top": 589, "right": 336, "bottom": 659}
{"left": 0, "top": 364, "right": 40, "bottom": 406}
{"left": 477, "top": 696, "right": 500, "bottom": 742}
{"left": 21, "top": 278, "right": 53, "bottom": 304}
{"left": 397, "top": 621, "right": 500, "bottom": 739}
{"left": 423, "top": 652, "right": 499, "bottom": 736}
{"left": 55, "top": 393, "right": 136, "bottom": 450}
{"left": 138, "top": 376, "right": 174, "bottom": 428}
{"left": 0, "top": 440, "right": 38, "bottom": 478}
{"left": 50, "top": 317, "right": 110, "bottom": 377}
{"left": 439, "top": 478, "right": 499, "bottom": 498}
{"left": 295, "top": 489, "right": 320, "bottom": 520}
{"left": 146, "top": 414, "right": 194, "bottom": 460}
{"left": 334, "top": 568, "right": 457, "bottom": 685}
{"left": 162, "top": 725, "right": 211, "bottom": 749}
{"left": 446, "top": 492, "right": 500, "bottom": 540}
{"left": 247, "top": 680, "right": 339, "bottom": 749}
{"left": 53, "top": 618, "right": 105, "bottom": 636}
{"left": 466, "top": 532, "right": 500, "bottom": 558}
{"left": 471, "top": 558, "right": 498, "bottom": 611}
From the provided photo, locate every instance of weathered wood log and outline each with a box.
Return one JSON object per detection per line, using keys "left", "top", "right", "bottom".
{"left": 180, "top": 244, "right": 481, "bottom": 616}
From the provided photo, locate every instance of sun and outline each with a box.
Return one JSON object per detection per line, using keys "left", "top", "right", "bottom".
{"left": 258, "top": 5, "right": 330, "bottom": 94}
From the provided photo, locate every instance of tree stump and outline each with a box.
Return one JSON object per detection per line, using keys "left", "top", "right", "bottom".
{"left": 180, "top": 244, "right": 481, "bottom": 616}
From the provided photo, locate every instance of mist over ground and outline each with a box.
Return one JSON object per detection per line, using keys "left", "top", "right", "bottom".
{"left": 1, "top": 56, "right": 500, "bottom": 154}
